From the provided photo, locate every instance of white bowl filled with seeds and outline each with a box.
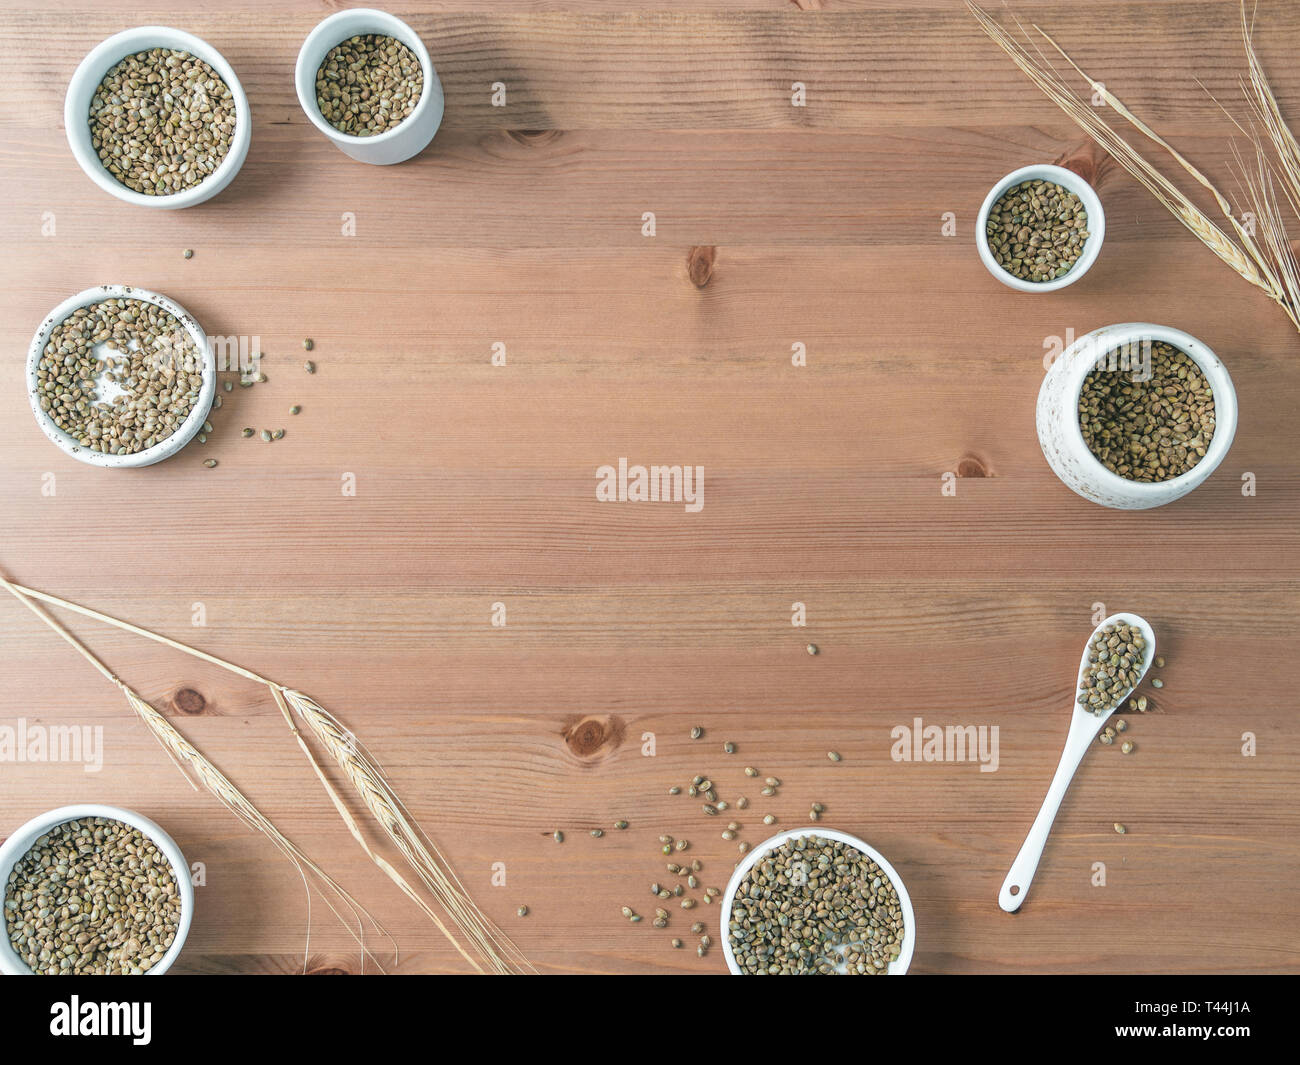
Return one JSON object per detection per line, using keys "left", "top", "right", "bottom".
{"left": 0, "top": 804, "right": 193, "bottom": 975}
{"left": 27, "top": 285, "right": 216, "bottom": 468}
{"left": 295, "top": 8, "right": 444, "bottom": 165}
{"left": 65, "top": 27, "right": 251, "bottom": 208}
{"left": 1037, "top": 322, "right": 1238, "bottom": 508}
{"left": 721, "top": 828, "right": 915, "bottom": 975}
{"left": 977, "top": 163, "right": 1105, "bottom": 292}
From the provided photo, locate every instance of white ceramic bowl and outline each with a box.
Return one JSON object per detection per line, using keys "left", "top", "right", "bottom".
{"left": 27, "top": 284, "right": 216, "bottom": 469}
{"left": 720, "top": 827, "right": 916, "bottom": 975}
{"left": 0, "top": 804, "right": 194, "bottom": 975}
{"left": 295, "top": 8, "right": 444, "bottom": 165}
{"left": 65, "top": 27, "right": 251, "bottom": 209}
{"left": 977, "top": 163, "right": 1106, "bottom": 292}
{"left": 1037, "top": 322, "right": 1237, "bottom": 509}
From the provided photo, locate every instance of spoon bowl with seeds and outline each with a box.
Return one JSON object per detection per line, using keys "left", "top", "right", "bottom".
{"left": 998, "top": 612, "right": 1155, "bottom": 912}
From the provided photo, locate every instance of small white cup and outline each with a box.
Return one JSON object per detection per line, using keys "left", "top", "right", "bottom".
{"left": 295, "top": 9, "right": 444, "bottom": 165}
{"left": 977, "top": 163, "right": 1106, "bottom": 292}
{"left": 65, "top": 27, "right": 252, "bottom": 209}
{"left": 0, "top": 804, "right": 194, "bottom": 975}
{"left": 27, "top": 284, "right": 216, "bottom": 469}
{"left": 1037, "top": 322, "right": 1238, "bottom": 509}
{"left": 720, "top": 828, "right": 916, "bottom": 975}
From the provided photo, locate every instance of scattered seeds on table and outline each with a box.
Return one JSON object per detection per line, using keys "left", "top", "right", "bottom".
{"left": 1152, "top": 678, "right": 1164, "bottom": 688}
{"left": 737, "top": 797, "right": 749, "bottom": 810}
{"left": 807, "top": 643, "right": 819, "bottom": 655}
{"left": 828, "top": 751, "right": 841, "bottom": 762}
{"left": 690, "top": 727, "right": 703, "bottom": 740}
{"left": 553, "top": 830, "right": 563, "bottom": 844}
{"left": 223, "top": 381, "right": 233, "bottom": 393}
{"left": 260, "top": 430, "right": 272, "bottom": 442}
{"left": 516, "top": 905, "right": 528, "bottom": 917}
{"left": 241, "top": 427, "right": 254, "bottom": 437}
{"left": 1138, "top": 695, "right": 1149, "bottom": 712}
{"left": 1121, "top": 741, "right": 1135, "bottom": 754}
{"left": 89, "top": 49, "right": 236, "bottom": 196}
{"left": 986, "top": 178, "right": 1089, "bottom": 282}
{"left": 1114, "top": 823, "right": 1127, "bottom": 835}
{"left": 183, "top": 249, "right": 193, "bottom": 259}
{"left": 691, "top": 921, "right": 705, "bottom": 934}
{"left": 304, "top": 361, "right": 316, "bottom": 374}
{"left": 1079, "top": 341, "right": 1215, "bottom": 482}
{"left": 763, "top": 814, "right": 776, "bottom": 825}
{"left": 744, "top": 766, "right": 758, "bottom": 777}
{"left": 668, "top": 786, "right": 680, "bottom": 795}
{"left": 672, "top": 938, "right": 682, "bottom": 948}
{"left": 723, "top": 742, "right": 736, "bottom": 754}
{"left": 197, "top": 435, "right": 206, "bottom": 444}
{"left": 289, "top": 405, "right": 301, "bottom": 416}
{"left": 302, "top": 338, "right": 314, "bottom": 351}
{"left": 1115, "top": 719, "right": 1128, "bottom": 732}
{"left": 203, "top": 458, "right": 217, "bottom": 468}
{"left": 614, "top": 820, "right": 628, "bottom": 831}
{"left": 315, "top": 34, "right": 424, "bottom": 137}
{"left": 1155, "top": 656, "right": 1166, "bottom": 668}
{"left": 590, "top": 829, "right": 604, "bottom": 838}
{"left": 681, "top": 899, "right": 696, "bottom": 909}
{"left": 702, "top": 805, "right": 717, "bottom": 816}
{"left": 674, "top": 839, "right": 689, "bottom": 851}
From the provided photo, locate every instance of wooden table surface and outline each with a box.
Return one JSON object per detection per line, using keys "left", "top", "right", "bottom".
{"left": 1, "top": 0, "right": 1298, "bottom": 975}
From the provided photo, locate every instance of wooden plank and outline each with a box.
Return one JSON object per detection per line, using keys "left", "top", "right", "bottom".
{"left": 1, "top": 0, "right": 1297, "bottom": 976}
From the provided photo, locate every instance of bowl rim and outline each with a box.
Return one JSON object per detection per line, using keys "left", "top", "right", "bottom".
{"left": 64, "top": 25, "right": 252, "bottom": 209}
{"left": 26, "top": 284, "right": 216, "bottom": 468}
{"left": 0, "top": 803, "right": 194, "bottom": 976}
{"left": 976, "top": 163, "right": 1106, "bottom": 293}
{"left": 1057, "top": 321, "right": 1238, "bottom": 496}
{"left": 719, "top": 827, "right": 916, "bottom": 975}
{"left": 294, "top": 8, "right": 437, "bottom": 147}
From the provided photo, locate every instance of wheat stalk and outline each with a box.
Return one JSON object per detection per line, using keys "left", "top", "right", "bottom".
{"left": 4, "top": 579, "right": 533, "bottom": 975}
{"left": 967, "top": 0, "right": 1300, "bottom": 333}
{"left": 0, "top": 573, "right": 392, "bottom": 974}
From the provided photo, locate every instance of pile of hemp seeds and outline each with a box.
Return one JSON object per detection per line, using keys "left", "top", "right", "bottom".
{"left": 1078, "top": 341, "right": 1216, "bottom": 482}
{"left": 315, "top": 34, "right": 424, "bottom": 136}
{"left": 986, "top": 178, "right": 1090, "bottom": 282}
{"left": 4, "top": 817, "right": 182, "bottom": 975}
{"left": 89, "top": 48, "right": 236, "bottom": 196}
{"left": 36, "top": 297, "right": 202, "bottom": 456}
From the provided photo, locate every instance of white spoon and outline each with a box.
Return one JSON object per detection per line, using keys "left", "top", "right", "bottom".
{"left": 998, "top": 612, "right": 1155, "bottom": 912}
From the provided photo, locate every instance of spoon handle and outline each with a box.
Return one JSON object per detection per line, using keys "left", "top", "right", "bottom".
{"left": 998, "top": 733, "right": 1091, "bottom": 912}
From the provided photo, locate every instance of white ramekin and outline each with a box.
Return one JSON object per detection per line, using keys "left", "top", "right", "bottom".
{"left": 27, "top": 284, "right": 216, "bottom": 469}
{"left": 1037, "top": 322, "right": 1237, "bottom": 509}
{"left": 65, "top": 27, "right": 252, "bottom": 209}
{"left": 720, "top": 827, "right": 916, "bottom": 975}
{"left": 977, "top": 163, "right": 1106, "bottom": 292}
{"left": 295, "top": 8, "right": 444, "bottom": 165}
{"left": 0, "top": 804, "right": 194, "bottom": 976}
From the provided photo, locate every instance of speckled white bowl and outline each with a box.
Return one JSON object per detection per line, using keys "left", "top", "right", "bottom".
{"left": 720, "top": 828, "right": 916, "bottom": 975}
{"left": 27, "top": 285, "right": 215, "bottom": 468}
{"left": 295, "top": 8, "right": 444, "bottom": 165}
{"left": 1037, "top": 322, "right": 1237, "bottom": 509}
{"left": 0, "top": 804, "right": 193, "bottom": 975}
{"left": 65, "top": 26, "right": 251, "bottom": 208}
{"left": 977, "top": 163, "right": 1106, "bottom": 292}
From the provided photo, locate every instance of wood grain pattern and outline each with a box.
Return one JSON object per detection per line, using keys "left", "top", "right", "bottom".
{"left": 1, "top": 0, "right": 1298, "bottom": 975}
